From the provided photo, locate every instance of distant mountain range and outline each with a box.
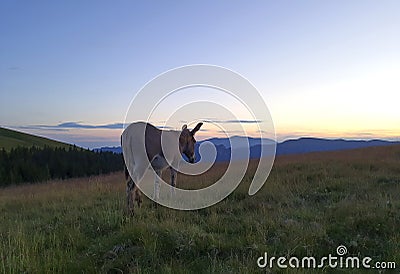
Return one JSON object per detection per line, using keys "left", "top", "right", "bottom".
{"left": 95, "top": 137, "right": 399, "bottom": 162}
{"left": 276, "top": 138, "right": 397, "bottom": 155}
{"left": 2, "top": 127, "right": 397, "bottom": 161}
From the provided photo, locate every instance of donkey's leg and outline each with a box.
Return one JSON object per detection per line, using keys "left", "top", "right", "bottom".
{"left": 134, "top": 185, "right": 142, "bottom": 208}
{"left": 170, "top": 167, "right": 177, "bottom": 197}
{"left": 124, "top": 165, "right": 133, "bottom": 213}
{"left": 154, "top": 170, "right": 161, "bottom": 201}
{"left": 130, "top": 162, "right": 148, "bottom": 211}
{"left": 126, "top": 176, "right": 135, "bottom": 215}
{"left": 125, "top": 162, "right": 145, "bottom": 215}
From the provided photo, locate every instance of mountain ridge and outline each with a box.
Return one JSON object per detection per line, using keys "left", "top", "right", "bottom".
{"left": 95, "top": 137, "right": 399, "bottom": 161}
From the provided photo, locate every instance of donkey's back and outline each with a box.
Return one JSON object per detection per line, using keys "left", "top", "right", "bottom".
{"left": 122, "top": 122, "right": 162, "bottom": 164}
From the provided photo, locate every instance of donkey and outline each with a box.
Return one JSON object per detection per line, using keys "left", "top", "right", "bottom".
{"left": 121, "top": 121, "right": 203, "bottom": 215}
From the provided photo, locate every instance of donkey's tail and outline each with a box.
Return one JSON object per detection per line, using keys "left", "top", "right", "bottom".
{"left": 124, "top": 164, "right": 130, "bottom": 181}
{"left": 121, "top": 134, "right": 129, "bottom": 180}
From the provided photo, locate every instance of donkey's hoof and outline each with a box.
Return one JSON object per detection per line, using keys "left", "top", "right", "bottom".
{"left": 151, "top": 202, "right": 159, "bottom": 209}
{"left": 124, "top": 208, "right": 134, "bottom": 217}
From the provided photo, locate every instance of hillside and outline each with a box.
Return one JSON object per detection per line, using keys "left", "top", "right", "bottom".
{"left": 0, "top": 128, "right": 123, "bottom": 186}
{"left": 0, "top": 127, "right": 72, "bottom": 151}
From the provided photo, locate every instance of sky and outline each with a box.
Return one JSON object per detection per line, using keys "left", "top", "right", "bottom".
{"left": 1, "top": 1, "right": 399, "bottom": 148}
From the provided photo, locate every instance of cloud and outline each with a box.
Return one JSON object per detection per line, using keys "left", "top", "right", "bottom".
{"left": 13, "top": 126, "right": 69, "bottom": 132}
{"left": 18, "top": 122, "right": 127, "bottom": 131}
{"left": 156, "top": 125, "right": 174, "bottom": 130}
{"left": 7, "top": 66, "right": 21, "bottom": 71}
{"left": 180, "top": 119, "right": 262, "bottom": 124}
{"left": 202, "top": 119, "right": 262, "bottom": 124}
{"left": 57, "top": 122, "right": 126, "bottom": 129}
{"left": 17, "top": 122, "right": 183, "bottom": 131}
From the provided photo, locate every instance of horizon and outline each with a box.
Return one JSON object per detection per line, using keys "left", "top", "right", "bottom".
{"left": 1, "top": 1, "right": 399, "bottom": 148}
{"left": 2, "top": 125, "right": 399, "bottom": 149}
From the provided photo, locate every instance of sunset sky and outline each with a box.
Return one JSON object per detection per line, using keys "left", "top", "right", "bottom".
{"left": 1, "top": 1, "right": 399, "bottom": 148}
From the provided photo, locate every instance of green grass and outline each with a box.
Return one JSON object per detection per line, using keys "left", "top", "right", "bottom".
{"left": 0, "top": 127, "right": 72, "bottom": 151}
{"left": 1, "top": 145, "right": 399, "bottom": 273}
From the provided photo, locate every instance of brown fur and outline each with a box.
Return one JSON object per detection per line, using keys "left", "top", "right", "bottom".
{"left": 125, "top": 165, "right": 142, "bottom": 215}
{"left": 122, "top": 122, "right": 203, "bottom": 215}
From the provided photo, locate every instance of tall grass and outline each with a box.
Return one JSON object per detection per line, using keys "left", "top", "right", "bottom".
{"left": 1, "top": 145, "right": 399, "bottom": 273}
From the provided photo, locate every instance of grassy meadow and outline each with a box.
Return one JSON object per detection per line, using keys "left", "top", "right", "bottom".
{"left": 0, "top": 127, "right": 71, "bottom": 152}
{"left": 1, "top": 145, "right": 399, "bottom": 273}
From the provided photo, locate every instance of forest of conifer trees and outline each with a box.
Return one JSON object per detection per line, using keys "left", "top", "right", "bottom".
{"left": 0, "top": 146, "right": 123, "bottom": 186}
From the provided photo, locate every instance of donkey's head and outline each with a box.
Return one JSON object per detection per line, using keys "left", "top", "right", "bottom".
{"left": 179, "top": 122, "right": 203, "bottom": 163}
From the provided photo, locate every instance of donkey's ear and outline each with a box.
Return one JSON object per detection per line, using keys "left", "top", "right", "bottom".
{"left": 191, "top": 122, "right": 203, "bottom": 135}
{"left": 182, "top": 124, "right": 188, "bottom": 130}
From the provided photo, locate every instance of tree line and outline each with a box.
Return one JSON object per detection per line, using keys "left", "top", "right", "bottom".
{"left": 0, "top": 146, "right": 123, "bottom": 186}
